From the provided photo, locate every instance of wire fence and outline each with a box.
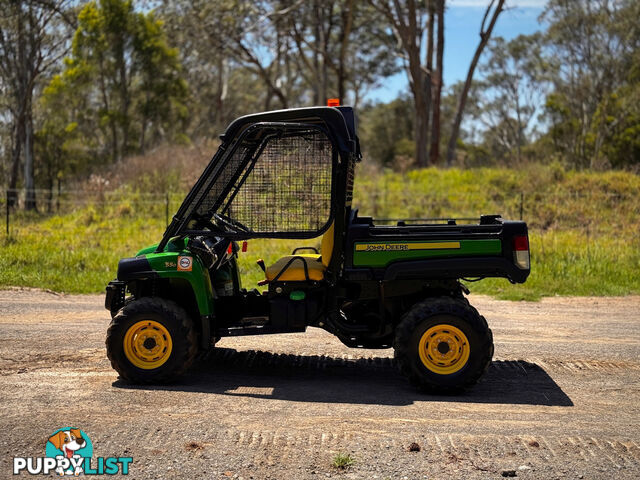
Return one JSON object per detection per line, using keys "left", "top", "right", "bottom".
{"left": 3, "top": 187, "right": 639, "bottom": 237}
{"left": 355, "top": 188, "right": 640, "bottom": 235}
{"left": 2, "top": 189, "right": 177, "bottom": 235}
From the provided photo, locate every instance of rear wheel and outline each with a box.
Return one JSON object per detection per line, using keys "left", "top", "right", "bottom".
{"left": 106, "top": 297, "right": 197, "bottom": 383}
{"left": 393, "top": 296, "right": 493, "bottom": 394}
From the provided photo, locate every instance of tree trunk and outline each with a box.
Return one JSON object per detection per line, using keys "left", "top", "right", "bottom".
{"left": 312, "top": 0, "right": 321, "bottom": 104}
{"left": 139, "top": 115, "right": 147, "bottom": 154}
{"left": 429, "top": 0, "right": 444, "bottom": 165}
{"left": 46, "top": 175, "right": 54, "bottom": 213}
{"left": 337, "top": 0, "right": 354, "bottom": 102}
{"left": 215, "top": 55, "right": 224, "bottom": 126}
{"left": 118, "top": 50, "right": 129, "bottom": 159}
{"left": 419, "top": 3, "right": 433, "bottom": 168}
{"left": 415, "top": 94, "right": 429, "bottom": 168}
{"left": 446, "top": 0, "right": 505, "bottom": 166}
{"left": 8, "top": 119, "right": 23, "bottom": 208}
{"left": 23, "top": 107, "right": 36, "bottom": 211}
{"left": 369, "top": 0, "right": 431, "bottom": 167}
{"left": 408, "top": 46, "right": 430, "bottom": 168}
{"left": 11, "top": 0, "right": 27, "bottom": 208}
{"left": 97, "top": 58, "right": 118, "bottom": 163}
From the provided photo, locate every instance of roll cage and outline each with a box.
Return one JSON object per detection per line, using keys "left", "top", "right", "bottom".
{"left": 157, "top": 107, "right": 361, "bottom": 252}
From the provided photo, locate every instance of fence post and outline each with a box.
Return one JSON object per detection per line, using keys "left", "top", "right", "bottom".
{"left": 165, "top": 193, "right": 169, "bottom": 227}
{"left": 5, "top": 190, "right": 9, "bottom": 236}
{"left": 56, "top": 178, "right": 61, "bottom": 212}
{"left": 519, "top": 192, "right": 524, "bottom": 220}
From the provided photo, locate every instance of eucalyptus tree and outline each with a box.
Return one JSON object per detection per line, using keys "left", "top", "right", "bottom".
{"left": 0, "top": 0, "right": 73, "bottom": 208}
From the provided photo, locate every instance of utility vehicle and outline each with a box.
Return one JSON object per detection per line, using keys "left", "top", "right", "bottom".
{"left": 105, "top": 106, "right": 530, "bottom": 393}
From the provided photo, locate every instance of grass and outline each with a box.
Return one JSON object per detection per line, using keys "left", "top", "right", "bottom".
{"left": 470, "top": 231, "right": 640, "bottom": 300}
{"left": 1, "top": 161, "right": 639, "bottom": 300}
{"left": 331, "top": 452, "right": 355, "bottom": 469}
{"left": 0, "top": 205, "right": 167, "bottom": 293}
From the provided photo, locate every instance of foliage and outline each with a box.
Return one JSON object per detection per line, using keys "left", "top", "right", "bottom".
{"left": 477, "top": 33, "right": 549, "bottom": 163}
{"left": 364, "top": 0, "right": 640, "bottom": 171}
{"left": 41, "top": 0, "right": 187, "bottom": 168}
{"left": 0, "top": 0, "right": 74, "bottom": 209}
{"left": 359, "top": 96, "right": 414, "bottom": 167}
{"left": 538, "top": 0, "right": 640, "bottom": 169}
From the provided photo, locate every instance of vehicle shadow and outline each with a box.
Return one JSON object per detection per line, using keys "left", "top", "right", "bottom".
{"left": 113, "top": 348, "right": 573, "bottom": 407}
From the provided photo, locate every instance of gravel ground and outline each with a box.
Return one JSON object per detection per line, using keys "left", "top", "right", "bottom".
{"left": 1, "top": 289, "right": 639, "bottom": 479}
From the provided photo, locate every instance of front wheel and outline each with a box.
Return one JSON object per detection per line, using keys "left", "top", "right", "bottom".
{"left": 106, "top": 297, "right": 197, "bottom": 383}
{"left": 393, "top": 297, "right": 493, "bottom": 394}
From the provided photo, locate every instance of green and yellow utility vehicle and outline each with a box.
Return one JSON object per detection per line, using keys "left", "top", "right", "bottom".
{"left": 105, "top": 106, "right": 530, "bottom": 393}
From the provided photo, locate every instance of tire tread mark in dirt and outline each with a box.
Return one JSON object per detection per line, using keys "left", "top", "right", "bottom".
{"left": 224, "top": 430, "right": 640, "bottom": 466}
{"left": 592, "top": 437, "right": 622, "bottom": 468}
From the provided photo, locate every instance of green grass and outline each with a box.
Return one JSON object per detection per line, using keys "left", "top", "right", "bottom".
{"left": 0, "top": 205, "right": 167, "bottom": 293}
{"left": 331, "top": 452, "right": 355, "bottom": 469}
{"left": 1, "top": 163, "right": 638, "bottom": 300}
{"left": 470, "top": 231, "right": 640, "bottom": 300}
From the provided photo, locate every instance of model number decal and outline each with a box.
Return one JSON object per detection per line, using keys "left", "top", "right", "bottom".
{"left": 355, "top": 242, "right": 461, "bottom": 252}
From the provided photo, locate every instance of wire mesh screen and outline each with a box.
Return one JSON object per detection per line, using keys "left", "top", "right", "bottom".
{"left": 187, "top": 143, "right": 253, "bottom": 220}
{"left": 221, "top": 128, "right": 334, "bottom": 234}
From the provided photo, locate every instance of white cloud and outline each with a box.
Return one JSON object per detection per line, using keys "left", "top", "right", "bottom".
{"left": 449, "top": 0, "right": 546, "bottom": 7}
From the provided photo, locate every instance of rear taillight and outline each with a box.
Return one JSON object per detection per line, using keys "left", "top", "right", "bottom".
{"left": 513, "top": 235, "right": 530, "bottom": 270}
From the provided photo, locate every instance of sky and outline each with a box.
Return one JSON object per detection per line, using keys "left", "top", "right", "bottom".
{"left": 366, "top": 0, "right": 547, "bottom": 103}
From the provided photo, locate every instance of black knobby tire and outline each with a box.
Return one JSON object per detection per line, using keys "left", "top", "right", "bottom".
{"left": 106, "top": 297, "right": 198, "bottom": 383}
{"left": 393, "top": 296, "right": 493, "bottom": 394}
{"left": 110, "top": 295, "right": 135, "bottom": 319}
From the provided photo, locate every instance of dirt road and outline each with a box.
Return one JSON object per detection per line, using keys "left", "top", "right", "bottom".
{"left": 1, "top": 290, "right": 639, "bottom": 479}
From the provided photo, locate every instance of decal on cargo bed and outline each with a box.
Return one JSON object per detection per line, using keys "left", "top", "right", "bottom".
{"left": 355, "top": 242, "right": 460, "bottom": 252}
{"left": 352, "top": 239, "right": 502, "bottom": 268}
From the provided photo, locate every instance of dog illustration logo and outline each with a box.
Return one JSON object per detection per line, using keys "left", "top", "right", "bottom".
{"left": 13, "top": 428, "right": 132, "bottom": 475}
{"left": 45, "top": 428, "right": 93, "bottom": 476}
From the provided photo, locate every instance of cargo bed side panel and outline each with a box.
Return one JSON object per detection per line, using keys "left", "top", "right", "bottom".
{"left": 352, "top": 239, "right": 502, "bottom": 267}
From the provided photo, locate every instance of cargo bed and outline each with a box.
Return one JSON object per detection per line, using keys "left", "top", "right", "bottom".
{"left": 344, "top": 211, "right": 530, "bottom": 283}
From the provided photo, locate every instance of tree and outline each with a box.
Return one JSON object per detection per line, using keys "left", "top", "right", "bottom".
{"left": 134, "top": 12, "right": 188, "bottom": 152}
{"left": 588, "top": 83, "right": 640, "bottom": 169}
{"left": 159, "top": 0, "right": 251, "bottom": 137}
{"left": 359, "top": 95, "right": 414, "bottom": 166}
{"left": 429, "top": 0, "right": 444, "bottom": 164}
{"left": 477, "top": 34, "right": 548, "bottom": 163}
{"left": 50, "top": 0, "right": 187, "bottom": 165}
{"left": 288, "top": 0, "right": 396, "bottom": 106}
{"left": 159, "top": 0, "right": 397, "bottom": 139}
{"left": 541, "top": 0, "right": 639, "bottom": 168}
{"left": 0, "top": 0, "right": 73, "bottom": 209}
{"left": 369, "top": 0, "right": 433, "bottom": 167}
{"left": 446, "top": 0, "right": 505, "bottom": 166}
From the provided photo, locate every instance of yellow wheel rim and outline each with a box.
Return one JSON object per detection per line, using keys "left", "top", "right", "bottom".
{"left": 123, "top": 320, "right": 173, "bottom": 370}
{"left": 418, "top": 324, "right": 470, "bottom": 375}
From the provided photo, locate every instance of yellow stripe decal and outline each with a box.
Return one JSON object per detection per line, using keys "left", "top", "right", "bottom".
{"left": 355, "top": 242, "right": 461, "bottom": 252}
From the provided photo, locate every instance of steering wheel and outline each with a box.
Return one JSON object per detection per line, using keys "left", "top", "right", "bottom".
{"left": 212, "top": 213, "right": 252, "bottom": 234}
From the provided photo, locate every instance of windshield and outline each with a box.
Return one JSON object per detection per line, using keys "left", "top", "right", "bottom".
{"left": 183, "top": 123, "right": 335, "bottom": 238}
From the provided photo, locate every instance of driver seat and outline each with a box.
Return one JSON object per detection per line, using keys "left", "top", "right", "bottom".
{"left": 264, "top": 223, "right": 334, "bottom": 282}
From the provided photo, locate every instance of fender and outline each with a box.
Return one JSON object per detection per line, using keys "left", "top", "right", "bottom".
{"left": 116, "top": 252, "right": 215, "bottom": 316}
